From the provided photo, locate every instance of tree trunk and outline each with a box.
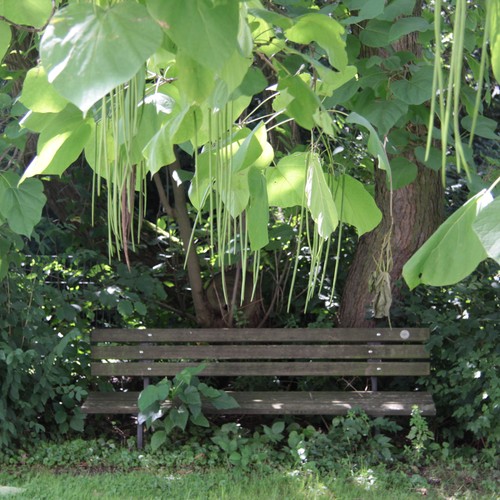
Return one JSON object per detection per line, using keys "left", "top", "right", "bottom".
{"left": 166, "top": 161, "right": 215, "bottom": 327}
{"left": 338, "top": 0, "right": 444, "bottom": 327}
{"left": 338, "top": 165, "right": 443, "bottom": 327}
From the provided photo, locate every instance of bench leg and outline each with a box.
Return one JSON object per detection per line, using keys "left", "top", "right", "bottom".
{"left": 137, "top": 420, "right": 144, "bottom": 449}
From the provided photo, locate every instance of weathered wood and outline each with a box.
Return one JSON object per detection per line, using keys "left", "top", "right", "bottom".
{"left": 91, "top": 328, "right": 429, "bottom": 343}
{"left": 91, "top": 344, "right": 429, "bottom": 360}
{"left": 82, "top": 390, "right": 436, "bottom": 416}
{"left": 91, "top": 361, "right": 430, "bottom": 377}
{"left": 83, "top": 327, "right": 435, "bottom": 423}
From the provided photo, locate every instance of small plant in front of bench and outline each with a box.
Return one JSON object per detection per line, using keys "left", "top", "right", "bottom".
{"left": 138, "top": 364, "right": 239, "bottom": 451}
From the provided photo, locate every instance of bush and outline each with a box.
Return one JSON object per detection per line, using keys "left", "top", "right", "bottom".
{"left": 0, "top": 245, "right": 167, "bottom": 450}
{"left": 394, "top": 262, "right": 500, "bottom": 448}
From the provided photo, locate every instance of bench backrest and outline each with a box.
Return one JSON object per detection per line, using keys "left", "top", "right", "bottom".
{"left": 89, "top": 328, "right": 430, "bottom": 378}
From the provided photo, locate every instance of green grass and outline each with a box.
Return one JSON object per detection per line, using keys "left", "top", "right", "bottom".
{"left": 0, "top": 468, "right": 422, "bottom": 500}
{"left": 0, "top": 465, "right": 496, "bottom": 500}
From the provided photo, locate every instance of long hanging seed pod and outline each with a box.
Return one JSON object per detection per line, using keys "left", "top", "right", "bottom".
{"left": 92, "top": 69, "right": 147, "bottom": 266}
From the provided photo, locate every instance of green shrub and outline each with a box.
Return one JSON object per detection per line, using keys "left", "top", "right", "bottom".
{"left": 394, "top": 262, "right": 500, "bottom": 448}
{"left": 0, "top": 245, "right": 167, "bottom": 450}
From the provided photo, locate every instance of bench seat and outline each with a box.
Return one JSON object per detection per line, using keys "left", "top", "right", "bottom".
{"left": 82, "top": 390, "right": 436, "bottom": 417}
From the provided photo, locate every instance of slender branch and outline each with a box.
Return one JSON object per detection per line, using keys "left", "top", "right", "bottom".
{"left": 153, "top": 172, "right": 175, "bottom": 218}
{"left": 0, "top": 0, "right": 56, "bottom": 33}
{"left": 168, "top": 157, "right": 213, "bottom": 326}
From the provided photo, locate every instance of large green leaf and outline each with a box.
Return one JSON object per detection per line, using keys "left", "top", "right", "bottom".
{"left": 388, "top": 17, "right": 431, "bottom": 42}
{"left": 247, "top": 167, "right": 269, "bottom": 251}
{"left": 377, "top": 0, "right": 416, "bottom": 21}
{"left": 358, "top": 98, "right": 408, "bottom": 137}
{"left": 220, "top": 168, "right": 250, "bottom": 218}
{"left": 20, "top": 66, "right": 69, "bottom": 113}
{"left": 390, "top": 157, "right": 417, "bottom": 190}
{"left": 472, "top": 196, "right": 500, "bottom": 265}
{"left": 147, "top": 0, "right": 239, "bottom": 72}
{"left": 189, "top": 150, "right": 215, "bottom": 210}
{"left": 0, "top": 20, "right": 11, "bottom": 61}
{"left": 359, "top": 20, "right": 391, "bottom": 48}
{"left": 176, "top": 51, "right": 215, "bottom": 105}
{"left": 40, "top": 2, "right": 163, "bottom": 112}
{"left": 346, "top": 112, "right": 391, "bottom": 172}
{"left": 0, "top": 172, "right": 46, "bottom": 236}
{"left": 391, "top": 66, "right": 433, "bottom": 105}
{"left": 248, "top": 8, "right": 293, "bottom": 30}
{"left": 274, "top": 75, "right": 320, "bottom": 130}
{"left": 286, "top": 13, "right": 347, "bottom": 71}
{"left": 306, "top": 154, "right": 338, "bottom": 238}
{"left": 266, "top": 153, "right": 307, "bottom": 207}
{"left": 332, "top": 174, "right": 381, "bottom": 236}
{"left": 143, "top": 101, "right": 202, "bottom": 175}
{"left": 230, "top": 126, "right": 263, "bottom": 173}
{"left": 293, "top": 51, "right": 357, "bottom": 97}
{"left": 138, "top": 385, "right": 161, "bottom": 412}
{"left": 344, "top": 0, "right": 385, "bottom": 24}
{"left": 22, "top": 105, "right": 94, "bottom": 180}
{"left": 403, "top": 190, "right": 491, "bottom": 289}
{"left": 0, "top": 0, "right": 52, "bottom": 28}
{"left": 462, "top": 115, "right": 499, "bottom": 140}
{"left": 150, "top": 430, "right": 167, "bottom": 451}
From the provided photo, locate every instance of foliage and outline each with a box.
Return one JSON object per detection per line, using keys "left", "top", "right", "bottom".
{"left": 395, "top": 261, "right": 500, "bottom": 448}
{"left": 138, "top": 365, "right": 239, "bottom": 451}
{"left": 0, "top": 0, "right": 495, "bottom": 312}
{"left": 211, "top": 421, "right": 287, "bottom": 470}
{"left": 404, "top": 405, "right": 435, "bottom": 464}
{"left": 0, "top": 241, "right": 168, "bottom": 450}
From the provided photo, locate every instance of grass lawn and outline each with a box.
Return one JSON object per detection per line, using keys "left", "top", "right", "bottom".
{"left": 0, "top": 463, "right": 497, "bottom": 500}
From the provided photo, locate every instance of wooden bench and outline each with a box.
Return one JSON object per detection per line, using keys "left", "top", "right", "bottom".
{"left": 81, "top": 327, "right": 435, "bottom": 447}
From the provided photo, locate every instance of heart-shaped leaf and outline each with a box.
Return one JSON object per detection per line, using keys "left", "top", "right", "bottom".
{"left": 0, "top": 172, "right": 46, "bottom": 236}
{"left": 40, "top": 2, "right": 162, "bottom": 112}
{"left": 403, "top": 190, "right": 491, "bottom": 289}
{"left": 266, "top": 153, "right": 308, "bottom": 208}
{"left": 22, "top": 105, "right": 94, "bottom": 181}
{"left": 332, "top": 174, "right": 382, "bottom": 235}
{"left": 147, "top": 0, "right": 239, "bottom": 72}
{"left": 20, "top": 66, "right": 68, "bottom": 113}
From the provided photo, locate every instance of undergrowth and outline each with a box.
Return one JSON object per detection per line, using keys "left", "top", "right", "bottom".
{"left": 1, "top": 410, "right": 498, "bottom": 498}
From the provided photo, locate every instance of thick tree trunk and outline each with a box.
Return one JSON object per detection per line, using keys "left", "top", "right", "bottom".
{"left": 338, "top": 164, "right": 443, "bottom": 327}
{"left": 338, "top": 0, "right": 443, "bottom": 327}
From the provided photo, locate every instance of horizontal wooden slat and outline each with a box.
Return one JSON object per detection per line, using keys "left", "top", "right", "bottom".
{"left": 91, "top": 344, "right": 429, "bottom": 360}
{"left": 91, "top": 361, "right": 430, "bottom": 377}
{"left": 91, "top": 328, "right": 429, "bottom": 343}
{"left": 82, "top": 390, "right": 436, "bottom": 416}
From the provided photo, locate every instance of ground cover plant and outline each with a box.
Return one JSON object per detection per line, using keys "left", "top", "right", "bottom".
{"left": 0, "top": 420, "right": 498, "bottom": 499}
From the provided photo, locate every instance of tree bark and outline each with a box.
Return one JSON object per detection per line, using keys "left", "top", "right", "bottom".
{"left": 166, "top": 161, "right": 214, "bottom": 327}
{"left": 338, "top": 165, "right": 443, "bottom": 327}
{"left": 338, "top": 0, "right": 444, "bottom": 327}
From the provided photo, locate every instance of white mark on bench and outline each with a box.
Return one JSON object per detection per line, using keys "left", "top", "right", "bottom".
{"left": 139, "top": 350, "right": 144, "bottom": 354}
{"left": 147, "top": 367, "right": 152, "bottom": 371}
{"left": 400, "top": 329, "right": 410, "bottom": 340}
{"left": 368, "top": 350, "right": 373, "bottom": 354}
{"left": 376, "top": 332, "right": 382, "bottom": 337}
{"left": 377, "top": 367, "right": 381, "bottom": 371}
